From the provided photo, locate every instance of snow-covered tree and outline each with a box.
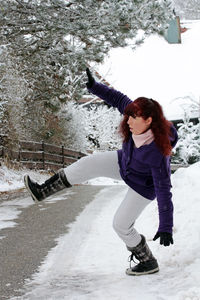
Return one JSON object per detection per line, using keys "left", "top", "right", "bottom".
{"left": 0, "top": 0, "right": 173, "bottom": 102}
{"left": 0, "top": 0, "right": 173, "bottom": 143}
{"left": 59, "top": 101, "right": 122, "bottom": 151}
{"left": 0, "top": 52, "right": 7, "bottom": 134}
{"left": 0, "top": 46, "right": 31, "bottom": 143}
{"left": 172, "top": 0, "right": 200, "bottom": 19}
{"left": 0, "top": 46, "right": 7, "bottom": 133}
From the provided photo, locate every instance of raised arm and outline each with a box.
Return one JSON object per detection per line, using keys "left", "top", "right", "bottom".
{"left": 86, "top": 68, "right": 132, "bottom": 115}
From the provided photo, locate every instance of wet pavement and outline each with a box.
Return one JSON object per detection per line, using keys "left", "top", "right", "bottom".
{"left": 0, "top": 185, "right": 107, "bottom": 300}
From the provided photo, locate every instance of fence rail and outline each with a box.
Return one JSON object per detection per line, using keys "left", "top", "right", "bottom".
{"left": 0, "top": 137, "right": 87, "bottom": 171}
{"left": 170, "top": 163, "right": 188, "bottom": 171}
{"left": 0, "top": 135, "right": 188, "bottom": 172}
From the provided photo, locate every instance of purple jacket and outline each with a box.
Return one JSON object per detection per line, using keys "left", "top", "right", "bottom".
{"left": 88, "top": 82, "right": 178, "bottom": 234}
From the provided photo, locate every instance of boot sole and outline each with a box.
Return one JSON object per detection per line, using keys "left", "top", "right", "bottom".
{"left": 24, "top": 175, "right": 39, "bottom": 202}
{"left": 126, "top": 267, "right": 159, "bottom": 276}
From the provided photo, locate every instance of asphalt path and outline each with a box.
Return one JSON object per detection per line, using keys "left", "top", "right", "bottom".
{"left": 0, "top": 185, "right": 106, "bottom": 300}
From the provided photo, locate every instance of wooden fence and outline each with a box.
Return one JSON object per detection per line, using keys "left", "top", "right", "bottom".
{"left": 0, "top": 138, "right": 87, "bottom": 171}
{"left": 0, "top": 135, "right": 187, "bottom": 172}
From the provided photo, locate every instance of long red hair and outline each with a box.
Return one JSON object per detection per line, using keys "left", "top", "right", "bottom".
{"left": 119, "top": 97, "right": 172, "bottom": 156}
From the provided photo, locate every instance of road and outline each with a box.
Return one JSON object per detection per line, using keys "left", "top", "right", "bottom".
{"left": 0, "top": 185, "right": 106, "bottom": 300}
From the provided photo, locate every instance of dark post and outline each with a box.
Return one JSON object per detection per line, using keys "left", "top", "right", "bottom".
{"left": 18, "top": 144, "right": 21, "bottom": 162}
{"left": 42, "top": 141, "right": 45, "bottom": 170}
{"left": 62, "top": 145, "right": 64, "bottom": 168}
{"left": 2, "top": 146, "right": 4, "bottom": 158}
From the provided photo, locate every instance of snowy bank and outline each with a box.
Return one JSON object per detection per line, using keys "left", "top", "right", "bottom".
{"left": 0, "top": 164, "right": 50, "bottom": 193}
{"left": 11, "top": 162, "right": 200, "bottom": 300}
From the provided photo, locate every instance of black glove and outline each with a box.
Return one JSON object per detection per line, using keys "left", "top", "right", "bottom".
{"left": 86, "top": 68, "right": 95, "bottom": 88}
{"left": 153, "top": 232, "right": 173, "bottom": 246}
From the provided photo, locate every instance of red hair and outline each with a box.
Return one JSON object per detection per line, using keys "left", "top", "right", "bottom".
{"left": 119, "top": 97, "right": 172, "bottom": 156}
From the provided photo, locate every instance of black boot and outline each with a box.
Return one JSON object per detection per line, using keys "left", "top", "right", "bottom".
{"left": 126, "top": 234, "right": 159, "bottom": 276}
{"left": 24, "top": 169, "right": 72, "bottom": 202}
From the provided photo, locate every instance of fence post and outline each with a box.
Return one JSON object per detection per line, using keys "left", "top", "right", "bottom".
{"left": 2, "top": 146, "right": 5, "bottom": 158}
{"left": 62, "top": 145, "right": 65, "bottom": 168}
{"left": 42, "top": 141, "right": 45, "bottom": 170}
{"left": 18, "top": 144, "right": 21, "bottom": 162}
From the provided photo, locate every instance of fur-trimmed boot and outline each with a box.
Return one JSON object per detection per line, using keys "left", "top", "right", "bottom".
{"left": 126, "top": 234, "right": 159, "bottom": 276}
{"left": 24, "top": 169, "right": 72, "bottom": 202}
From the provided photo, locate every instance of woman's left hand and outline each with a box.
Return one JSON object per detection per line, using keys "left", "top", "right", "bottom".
{"left": 153, "top": 232, "right": 173, "bottom": 246}
{"left": 86, "top": 68, "right": 95, "bottom": 88}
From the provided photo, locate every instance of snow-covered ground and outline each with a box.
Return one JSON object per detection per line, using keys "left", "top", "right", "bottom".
{"left": 0, "top": 165, "right": 50, "bottom": 232}
{"left": 1, "top": 20, "right": 200, "bottom": 300}
{"left": 0, "top": 164, "right": 50, "bottom": 193}
{"left": 9, "top": 162, "right": 200, "bottom": 300}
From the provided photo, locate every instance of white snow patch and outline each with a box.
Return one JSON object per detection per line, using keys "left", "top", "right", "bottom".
{"left": 0, "top": 197, "right": 32, "bottom": 230}
{"left": 0, "top": 164, "right": 50, "bottom": 192}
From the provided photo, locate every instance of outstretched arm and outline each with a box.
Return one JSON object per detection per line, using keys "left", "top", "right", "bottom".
{"left": 86, "top": 68, "right": 132, "bottom": 115}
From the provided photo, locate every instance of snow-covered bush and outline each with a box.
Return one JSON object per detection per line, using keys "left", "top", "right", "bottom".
{"left": 171, "top": 95, "right": 200, "bottom": 164}
{"left": 59, "top": 101, "right": 122, "bottom": 152}
{"left": 173, "top": 118, "right": 200, "bottom": 164}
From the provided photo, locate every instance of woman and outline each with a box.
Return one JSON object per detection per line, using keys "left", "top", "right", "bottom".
{"left": 24, "top": 68, "right": 178, "bottom": 276}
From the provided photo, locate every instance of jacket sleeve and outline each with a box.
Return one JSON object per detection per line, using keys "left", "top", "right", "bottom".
{"left": 88, "top": 81, "right": 132, "bottom": 114}
{"left": 151, "top": 156, "right": 174, "bottom": 234}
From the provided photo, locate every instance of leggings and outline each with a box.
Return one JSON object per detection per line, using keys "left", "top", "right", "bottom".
{"left": 64, "top": 151, "right": 152, "bottom": 248}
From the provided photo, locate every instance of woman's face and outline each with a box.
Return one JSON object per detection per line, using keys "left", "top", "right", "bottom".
{"left": 127, "top": 115, "right": 152, "bottom": 135}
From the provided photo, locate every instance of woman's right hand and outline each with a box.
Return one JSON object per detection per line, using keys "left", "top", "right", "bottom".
{"left": 86, "top": 68, "right": 95, "bottom": 88}
{"left": 153, "top": 231, "right": 173, "bottom": 246}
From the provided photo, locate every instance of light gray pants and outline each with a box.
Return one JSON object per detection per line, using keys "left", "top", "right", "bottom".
{"left": 64, "top": 151, "right": 151, "bottom": 248}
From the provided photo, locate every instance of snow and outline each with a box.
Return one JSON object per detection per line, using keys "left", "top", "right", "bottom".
{"left": 96, "top": 20, "right": 200, "bottom": 121}
{"left": 0, "top": 165, "right": 50, "bottom": 232}
{"left": 9, "top": 162, "right": 200, "bottom": 300}
{"left": 0, "top": 198, "right": 30, "bottom": 230}
{"left": 0, "top": 164, "right": 50, "bottom": 192}
{"left": 1, "top": 20, "right": 200, "bottom": 300}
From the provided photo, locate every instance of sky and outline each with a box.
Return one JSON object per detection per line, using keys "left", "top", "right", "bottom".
{"left": 1, "top": 19, "right": 200, "bottom": 300}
